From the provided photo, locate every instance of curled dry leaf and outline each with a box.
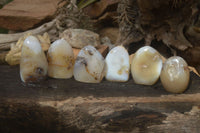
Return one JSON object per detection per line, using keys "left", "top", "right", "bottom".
{"left": 5, "top": 32, "right": 50, "bottom": 65}
{"left": 193, "top": 26, "right": 200, "bottom": 33}
{"left": 188, "top": 67, "right": 200, "bottom": 77}
{"left": 5, "top": 33, "right": 31, "bottom": 65}
{"left": 37, "top": 32, "right": 51, "bottom": 51}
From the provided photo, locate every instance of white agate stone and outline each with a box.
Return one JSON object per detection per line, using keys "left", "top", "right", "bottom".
{"left": 105, "top": 46, "right": 130, "bottom": 82}
{"left": 131, "top": 46, "right": 163, "bottom": 85}
{"left": 47, "top": 39, "right": 74, "bottom": 79}
{"left": 73, "top": 45, "right": 105, "bottom": 83}
{"left": 20, "top": 36, "right": 48, "bottom": 82}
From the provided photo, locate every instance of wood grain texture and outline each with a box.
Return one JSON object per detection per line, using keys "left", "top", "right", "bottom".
{"left": 0, "top": 0, "right": 62, "bottom": 31}
{"left": 0, "top": 65, "right": 200, "bottom": 133}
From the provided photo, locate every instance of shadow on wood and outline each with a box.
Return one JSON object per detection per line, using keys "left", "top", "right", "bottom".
{"left": 0, "top": 65, "right": 200, "bottom": 133}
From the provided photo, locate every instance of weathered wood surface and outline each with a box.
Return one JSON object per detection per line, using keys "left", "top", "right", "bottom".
{"left": 0, "top": 0, "right": 62, "bottom": 31}
{"left": 0, "top": 65, "right": 200, "bottom": 133}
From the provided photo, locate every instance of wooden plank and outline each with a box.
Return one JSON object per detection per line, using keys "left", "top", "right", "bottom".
{"left": 0, "top": 0, "right": 62, "bottom": 31}
{"left": 0, "top": 65, "right": 200, "bottom": 132}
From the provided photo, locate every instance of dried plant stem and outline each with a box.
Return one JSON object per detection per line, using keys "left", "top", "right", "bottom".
{"left": 0, "top": 18, "right": 57, "bottom": 51}
{"left": 77, "top": 0, "right": 97, "bottom": 9}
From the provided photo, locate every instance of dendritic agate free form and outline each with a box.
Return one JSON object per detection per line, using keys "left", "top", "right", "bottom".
{"left": 20, "top": 36, "right": 48, "bottom": 83}
{"left": 105, "top": 46, "right": 130, "bottom": 82}
{"left": 47, "top": 39, "right": 74, "bottom": 79}
{"left": 73, "top": 45, "right": 105, "bottom": 83}
{"left": 131, "top": 46, "right": 163, "bottom": 85}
